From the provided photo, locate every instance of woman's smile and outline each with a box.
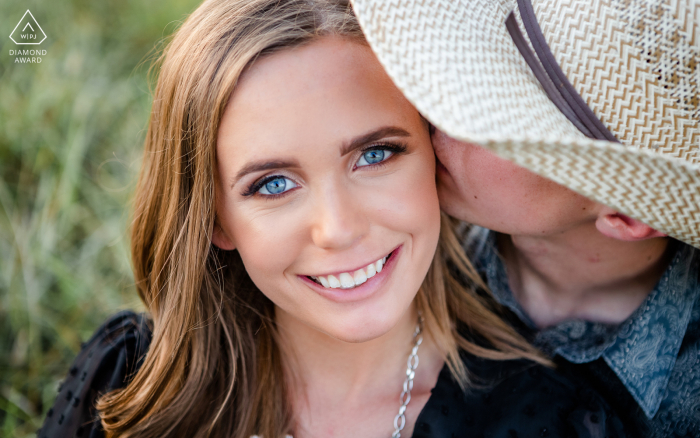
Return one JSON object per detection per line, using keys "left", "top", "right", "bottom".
{"left": 307, "top": 249, "right": 392, "bottom": 289}
{"left": 299, "top": 245, "right": 401, "bottom": 303}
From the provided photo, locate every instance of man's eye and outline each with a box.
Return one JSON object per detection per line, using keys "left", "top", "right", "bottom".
{"left": 356, "top": 149, "right": 394, "bottom": 167}
{"left": 258, "top": 176, "right": 297, "bottom": 195}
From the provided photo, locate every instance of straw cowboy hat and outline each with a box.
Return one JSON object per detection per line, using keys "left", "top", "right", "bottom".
{"left": 350, "top": 0, "right": 700, "bottom": 248}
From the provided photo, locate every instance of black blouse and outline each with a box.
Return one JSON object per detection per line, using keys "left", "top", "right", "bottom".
{"left": 39, "top": 311, "right": 627, "bottom": 438}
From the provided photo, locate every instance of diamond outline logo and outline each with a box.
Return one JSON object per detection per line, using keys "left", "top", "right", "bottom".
{"left": 9, "top": 10, "right": 47, "bottom": 45}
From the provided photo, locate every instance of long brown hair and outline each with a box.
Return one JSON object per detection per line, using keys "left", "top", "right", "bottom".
{"left": 97, "top": 0, "right": 547, "bottom": 436}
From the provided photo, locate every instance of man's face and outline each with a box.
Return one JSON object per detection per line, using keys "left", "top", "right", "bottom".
{"left": 433, "top": 129, "right": 601, "bottom": 236}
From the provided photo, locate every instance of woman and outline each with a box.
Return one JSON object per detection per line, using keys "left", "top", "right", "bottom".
{"left": 39, "top": 0, "right": 626, "bottom": 437}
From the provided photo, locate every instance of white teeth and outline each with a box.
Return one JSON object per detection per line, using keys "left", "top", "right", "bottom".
{"left": 328, "top": 275, "right": 341, "bottom": 288}
{"left": 310, "top": 252, "right": 391, "bottom": 290}
{"left": 353, "top": 269, "right": 367, "bottom": 285}
{"left": 366, "top": 263, "right": 376, "bottom": 278}
{"left": 339, "top": 273, "right": 354, "bottom": 289}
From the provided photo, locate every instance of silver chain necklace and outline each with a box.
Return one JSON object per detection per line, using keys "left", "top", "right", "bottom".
{"left": 392, "top": 317, "right": 423, "bottom": 438}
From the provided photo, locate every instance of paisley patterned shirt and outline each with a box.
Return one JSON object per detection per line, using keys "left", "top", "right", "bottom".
{"left": 466, "top": 227, "right": 700, "bottom": 438}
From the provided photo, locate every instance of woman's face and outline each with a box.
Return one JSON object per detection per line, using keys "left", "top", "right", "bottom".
{"left": 214, "top": 37, "right": 440, "bottom": 343}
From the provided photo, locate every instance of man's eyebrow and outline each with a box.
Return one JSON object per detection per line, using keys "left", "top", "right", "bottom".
{"left": 230, "top": 159, "right": 300, "bottom": 188}
{"left": 340, "top": 126, "right": 411, "bottom": 156}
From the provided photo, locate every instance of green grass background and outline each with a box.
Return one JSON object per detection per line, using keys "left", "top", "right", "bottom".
{"left": 0, "top": 1, "right": 200, "bottom": 435}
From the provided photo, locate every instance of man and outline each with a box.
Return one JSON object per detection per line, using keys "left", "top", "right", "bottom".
{"left": 351, "top": 0, "right": 699, "bottom": 436}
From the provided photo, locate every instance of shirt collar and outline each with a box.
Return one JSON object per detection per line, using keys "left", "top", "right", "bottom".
{"left": 468, "top": 227, "right": 700, "bottom": 419}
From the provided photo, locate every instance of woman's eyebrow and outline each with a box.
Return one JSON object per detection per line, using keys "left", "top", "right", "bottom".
{"left": 230, "top": 159, "right": 300, "bottom": 188}
{"left": 229, "top": 126, "right": 410, "bottom": 188}
{"left": 340, "top": 126, "right": 411, "bottom": 156}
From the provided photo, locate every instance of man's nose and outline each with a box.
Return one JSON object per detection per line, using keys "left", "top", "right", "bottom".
{"left": 310, "top": 184, "right": 369, "bottom": 251}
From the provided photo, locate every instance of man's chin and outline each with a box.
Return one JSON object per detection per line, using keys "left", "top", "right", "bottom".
{"left": 435, "top": 156, "right": 450, "bottom": 174}
{"left": 437, "top": 190, "right": 471, "bottom": 222}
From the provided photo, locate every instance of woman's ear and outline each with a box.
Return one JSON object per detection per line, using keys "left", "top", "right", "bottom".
{"left": 212, "top": 222, "right": 236, "bottom": 250}
{"left": 595, "top": 209, "right": 666, "bottom": 241}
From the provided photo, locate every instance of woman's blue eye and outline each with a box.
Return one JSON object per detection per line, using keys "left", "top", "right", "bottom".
{"left": 357, "top": 149, "right": 393, "bottom": 167}
{"left": 258, "top": 176, "right": 297, "bottom": 195}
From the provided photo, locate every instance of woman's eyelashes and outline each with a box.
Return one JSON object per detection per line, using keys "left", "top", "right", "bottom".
{"left": 242, "top": 175, "right": 298, "bottom": 197}
{"left": 354, "top": 142, "right": 407, "bottom": 169}
{"left": 242, "top": 142, "right": 408, "bottom": 198}
{"left": 357, "top": 148, "right": 392, "bottom": 167}
{"left": 258, "top": 176, "right": 298, "bottom": 195}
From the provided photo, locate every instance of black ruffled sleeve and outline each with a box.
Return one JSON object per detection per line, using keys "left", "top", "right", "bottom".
{"left": 37, "top": 311, "right": 152, "bottom": 438}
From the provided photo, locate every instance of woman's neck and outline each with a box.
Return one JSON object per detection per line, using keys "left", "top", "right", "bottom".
{"left": 276, "top": 305, "right": 444, "bottom": 438}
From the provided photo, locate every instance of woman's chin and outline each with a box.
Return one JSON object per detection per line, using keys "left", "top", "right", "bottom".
{"left": 278, "top": 303, "right": 410, "bottom": 345}
{"left": 327, "top": 320, "right": 396, "bottom": 344}
{"left": 315, "top": 305, "right": 415, "bottom": 344}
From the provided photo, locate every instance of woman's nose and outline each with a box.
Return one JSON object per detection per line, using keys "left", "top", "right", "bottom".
{"left": 310, "top": 184, "right": 369, "bottom": 250}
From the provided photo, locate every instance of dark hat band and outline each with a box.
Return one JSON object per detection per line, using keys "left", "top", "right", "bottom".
{"left": 506, "top": 0, "right": 619, "bottom": 142}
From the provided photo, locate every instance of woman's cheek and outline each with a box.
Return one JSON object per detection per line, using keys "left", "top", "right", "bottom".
{"left": 383, "top": 159, "right": 439, "bottom": 227}
{"left": 232, "top": 206, "right": 304, "bottom": 295}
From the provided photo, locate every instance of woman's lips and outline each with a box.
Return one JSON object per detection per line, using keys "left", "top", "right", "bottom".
{"left": 308, "top": 251, "right": 391, "bottom": 289}
{"left": 299, "top": 245, "right": 402, "bottom": 303}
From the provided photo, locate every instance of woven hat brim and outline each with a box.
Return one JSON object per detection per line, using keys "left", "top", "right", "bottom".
{"left": 475, "top": 135, "right": 700, "bottom": 248}
{"left": 351, "top": 0, "right": 700, "bottom": 248}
